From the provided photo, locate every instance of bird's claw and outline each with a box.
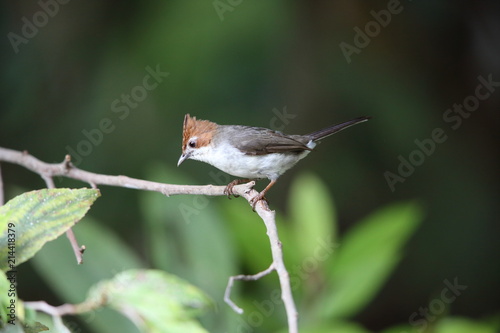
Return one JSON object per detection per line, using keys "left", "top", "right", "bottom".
{"left": 223, "top": 180, "right": 242, "bottom": 199}
{"left": 249, "top": 192, "right": 268, "bottom": 211}
{"left": 224, "top": 179, "right": 268, "bottom": 211}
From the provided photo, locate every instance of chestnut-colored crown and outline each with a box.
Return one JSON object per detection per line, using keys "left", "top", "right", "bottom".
{"left": 182, "top": 114, "right": 218, "bottom": 149}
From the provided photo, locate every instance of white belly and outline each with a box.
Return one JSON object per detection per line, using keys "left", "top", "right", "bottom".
{"left": 193, "top": 142, "right": 312, "bottom": 180}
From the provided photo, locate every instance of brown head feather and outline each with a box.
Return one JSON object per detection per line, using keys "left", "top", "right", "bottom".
{"left": 182, "top": 114, "right": 218, "bottom": 149}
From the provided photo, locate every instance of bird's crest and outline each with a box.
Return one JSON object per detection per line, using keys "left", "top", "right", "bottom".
{"left": 182, "top": 114, "right": 218, "bottom": 149}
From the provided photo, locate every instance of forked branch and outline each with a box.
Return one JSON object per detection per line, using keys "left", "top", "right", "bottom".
{"left": 0, "top": 146, "right": 298, "bottom": 333}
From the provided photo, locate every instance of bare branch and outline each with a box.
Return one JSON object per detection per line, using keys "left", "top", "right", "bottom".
{"left": 0, "top": 146, "right": 298, "bottom": 333}
{"left": 269, "top": 224, "right": 298, "bottom": 333}
{"left": 25, "top": 296, "right": 105, "bottom": 317}
{"left": 41, "top": 174, "right": 55, "bottom": 189}
{"left": 65, "top": 228, "right": 85, "bottom": 264}
{"left": 41, "top": 168, "right": 85, "bottom": 265}
{"left": 244, "top": 201, "right": 298, "bottom": 333}
{"left": 0, "top": 147, "right": 244, "bottom": 197}
{"left": 224, "top": 263, "right": 275, "bottom": 314}
{"left": 222, "top": 189, "right": 298, "bottom": 332}
{"left": 24, "top": 301, "right": 78, "bottom": 317}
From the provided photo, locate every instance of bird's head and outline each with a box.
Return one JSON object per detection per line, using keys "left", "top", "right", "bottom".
{"left": 177, "top": 114, "right": 218, "bottom": 166}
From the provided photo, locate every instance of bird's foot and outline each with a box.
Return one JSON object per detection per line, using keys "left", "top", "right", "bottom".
{"left": 223, "top": 179, "right": 251, "bottom": 199}
{"left": 249, "top": 192, "right": 268, "bottom": 211}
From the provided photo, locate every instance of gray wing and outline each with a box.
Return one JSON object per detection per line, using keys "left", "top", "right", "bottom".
{"left": 219, "top": 126, "right": 311, "bottom": 156}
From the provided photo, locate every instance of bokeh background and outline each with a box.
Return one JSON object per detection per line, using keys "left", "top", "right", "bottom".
{"left": 1, "top": 0, "right": 499, "bottom": 332}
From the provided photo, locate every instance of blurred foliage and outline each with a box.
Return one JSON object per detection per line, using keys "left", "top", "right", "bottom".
{"left": 1, "top": 170, "right": 498, "bottom": 332}
{"left": 319, "top": 202, "right": 422, "bottom": 319}
{"left": 87, "top": 269, "right": 213, "bottom": 333}
{"left": 1, "top": 0, "right": 499, "bottom": 332}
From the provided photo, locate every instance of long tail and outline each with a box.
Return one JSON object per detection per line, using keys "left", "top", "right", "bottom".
{"left": 307, "top": 116, "right": 371, "bottom": 141}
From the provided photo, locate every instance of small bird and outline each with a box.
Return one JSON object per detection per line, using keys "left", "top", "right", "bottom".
{"left": 178, "top": 114, "right": 370, "bottom": 209}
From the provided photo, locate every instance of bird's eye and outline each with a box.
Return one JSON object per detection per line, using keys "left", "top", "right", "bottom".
{"left": 188, "top": 140, "right": 196, "bottom": 148}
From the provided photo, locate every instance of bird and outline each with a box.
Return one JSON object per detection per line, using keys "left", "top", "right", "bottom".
{"left": 177, "top": 114, "right": 370, "bottom": 209}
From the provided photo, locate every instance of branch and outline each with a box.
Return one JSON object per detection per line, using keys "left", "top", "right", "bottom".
{"left": 224, "top": 263, "right": 275, "bottom": 314}
{"left": 65, "top": 228, "right": 86, "bottom": 264}
{"left": 24, "top": 301, "right": 83, "bottom": 317}
{"left": 0, "top": 147, "right": 242, "bottom": 197}
{"left": 40, "top": 170, "right": 86, "bottom": 265}
{"left": 24, "top": 298, "right": 105, "bottom": 327}
{"left": 0, "top": 147, "right": 298, "bottom": 333}
{"left": 246, "top": 204, "right": 298, "bottom": 333}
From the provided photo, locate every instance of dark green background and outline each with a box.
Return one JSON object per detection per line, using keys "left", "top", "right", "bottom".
{"left": 1, "top": 0, "right": 498, "bottom": 332}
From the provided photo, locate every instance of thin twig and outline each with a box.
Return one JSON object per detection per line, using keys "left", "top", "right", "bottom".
{"left": 41, "top": 172, "right": 85, "bottom": 265}
{"left": 0, "top": 147, "right": 241, "bottom": 197}
{"left": 25, "top": 297, "right": 106, "bottom": 317}
{"left": 65, "top": 228, "right": 85, "bottom": 264}
{"left": 0, "top": 146, "right": 299, "bottom": 333}
{"left": 41, "top": 174, "right": 55, "bottom": 189}
{"left": 224, "top": 263, "right": 275, "bottom": 314}
{"left": 24, "top": 301, "right": 78, "bottom": 317}
{"left": 262, "top": 211, "right": 298, "bottom": 333}
{"left": 238, "top": 197, "right": 299, "bottom": 333}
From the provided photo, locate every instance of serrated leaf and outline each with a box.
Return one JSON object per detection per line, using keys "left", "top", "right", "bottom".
{"left": 0, "top": 188, "right": 100, "bottom": 271}
{"left": 87, "top": 269, "right": 212, "bottom": 333}
{"left": 31, "top": 217, "right": 143, "bottom": 333}
{"left": 319, "top": 201, "right": 423, "bottom": 318}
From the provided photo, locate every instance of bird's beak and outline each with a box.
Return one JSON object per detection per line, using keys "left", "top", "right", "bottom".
{"left": 177, "top": 152, "right": 190, "bottom": 166}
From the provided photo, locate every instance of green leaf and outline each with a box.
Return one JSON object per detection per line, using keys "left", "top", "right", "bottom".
{"left": 434, "top": 317, "right": 499, "bottom": 333}
{"left": 220, "top": 197, "right": 271, "bottom": 273}
{"left": 31, "top": 217, "right": 143, "bottom": 333}
{"left": 0, "top": 270, "right": 15, "bottom": 325}
{"left": 293, "top": 321, "right": 372, "bottom": 333}
{"left": 0, "top": 188, "right": 100, "bottom": 271}
{"left": 0, "top": 283, "right": 47, "bottom": 331}
{"left": 0, "top": 323, "right": 25, "bottom": 332}
{"left": 87, "top": 269, "right": 212, "bottom": 333}
{"left": 289, "top": 172, "right": 337, "bottom": 262}
{"left": 141, "top": 164, "right": 239, "bottom": 332}
{"left": 319, "top": 201, "right": 423, "bottom": 318}
{"left": 141, "top": 164, "right": 238, "bottom": 287}
{"left": 23, "top": 321, "right": 50, "bottom": 333}
{"left": 22, "top": 312, "right": 68, "bottom": 333}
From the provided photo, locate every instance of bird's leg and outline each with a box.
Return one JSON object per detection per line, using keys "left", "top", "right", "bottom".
{"left": 224, "top": 178, "right": 251, "bottom": 199}
{"left": 250, "top": 179, "right": 277, "bottom": 210}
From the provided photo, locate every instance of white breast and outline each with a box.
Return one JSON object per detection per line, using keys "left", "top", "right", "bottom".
{"left": 192, "top": 141, "right": 313, "bottom": 180}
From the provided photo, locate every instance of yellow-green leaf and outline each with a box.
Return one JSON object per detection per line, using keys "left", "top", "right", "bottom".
{"left": 319, "top": 201, "right": 423, "bottom": 318}
{"left": 0, "top": 188, "right": 100, "bottom": 271}
{"left": 290, "top": 173, "right": 337, "bottom": 261}
{"left": 434, "top": 317, "right": 499, "bottom": 333}
{"left": 87, "top": 269, "right": 212, "bottom": 333}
